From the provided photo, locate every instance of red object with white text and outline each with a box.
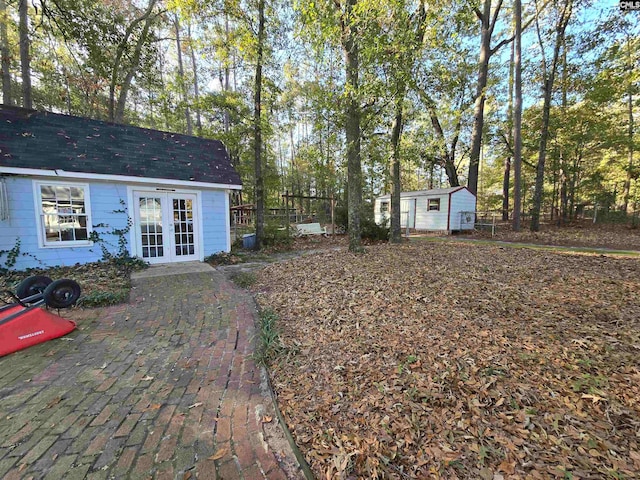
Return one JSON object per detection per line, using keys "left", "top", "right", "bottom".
{"left": 0, "top": 305, "right": 76, "bottom": 357}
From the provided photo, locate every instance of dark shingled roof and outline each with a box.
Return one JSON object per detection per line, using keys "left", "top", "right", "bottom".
{"left": 0, "top": 106, "right": 242, "bottom": 187}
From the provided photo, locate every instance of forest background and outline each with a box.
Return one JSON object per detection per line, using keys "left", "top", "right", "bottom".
{"left": 1, "top": 0, "right": 637, "bottom": 249}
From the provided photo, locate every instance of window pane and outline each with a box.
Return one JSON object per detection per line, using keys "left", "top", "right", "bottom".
{"left": 40, "top": 184, "right": 90, "bottom": 244}
{"left": 60, "top": 225, "right": 75, "bottom": 241}
{"left": 75, "top": 225, "right": 88, "bottom": 240}
{"left": 41, "top": 185, "right": 55, "bottom": 201}
{"left": 55, "top": 186, "right": 71, "bottom": 202}
{"left": 70, "top": 187, "right": 86, "bottom": 213}
{"left": 44, "top": 216, "right": 61, "bottom": 242}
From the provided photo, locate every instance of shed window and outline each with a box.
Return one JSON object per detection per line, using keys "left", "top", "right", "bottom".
{"left": 380, "top": 201, "right": 389, "bottom": 212}
{"left": 428, "top": 198, "right": 440, "bottom": 211}
{"left": 36, "top": 182, "right": 92, "bottom": 246}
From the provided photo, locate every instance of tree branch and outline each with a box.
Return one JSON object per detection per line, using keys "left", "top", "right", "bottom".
{"left": 489, "top": 0, "right": 504, "bottom": 36}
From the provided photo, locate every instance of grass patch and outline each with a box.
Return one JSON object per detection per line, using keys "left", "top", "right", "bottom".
{"left": 205, "top": 251, "right": 247, "bottom": 266}
{"left": 254, "top": 308, "right": 283, "bottom": 365}
{"left": 78, "top": 289, "right": 130, "bottom": 307}
{"left": 231, "top": 271, "right": 256, "bottom": 288}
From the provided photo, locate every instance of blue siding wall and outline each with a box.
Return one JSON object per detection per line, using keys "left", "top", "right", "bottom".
{"left": 201, "top": 189, "right": 229, "bottom": 256}
{"left": 0, "top": 177, "right": 131, "bottom": 270}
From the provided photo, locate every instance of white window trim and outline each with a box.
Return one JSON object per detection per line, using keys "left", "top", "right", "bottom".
{"left": 33, "top": 180, "right": 94, "bottom": 248}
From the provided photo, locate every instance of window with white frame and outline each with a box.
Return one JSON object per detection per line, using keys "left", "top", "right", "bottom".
{"left": 380, "top": 201, "right": 389, "bottom": 213}
{"left": 428, "top": 198, "right": 440, "bottom": 211}
{"left": 36, "top": 182, "right": 92, "bottom": 246}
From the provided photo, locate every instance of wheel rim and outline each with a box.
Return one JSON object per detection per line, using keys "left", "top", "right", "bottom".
{"left": 53, "top": 287, "right": 74, "bottom": 304}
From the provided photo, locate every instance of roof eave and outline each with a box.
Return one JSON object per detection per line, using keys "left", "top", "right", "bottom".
{"left": 0, "top": 166, "right": 242, "bottom": 190}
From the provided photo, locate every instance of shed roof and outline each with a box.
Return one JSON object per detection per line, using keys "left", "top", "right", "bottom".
{"left": 377, "top": 186, "right": 472, "bottom": 200}
{"left": 0, "top": 106, "right": 241, "bottom": 188}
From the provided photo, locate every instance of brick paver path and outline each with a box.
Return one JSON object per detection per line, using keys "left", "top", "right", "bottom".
{"left": 0, "top": 269, "right": 303, "bottom": 479}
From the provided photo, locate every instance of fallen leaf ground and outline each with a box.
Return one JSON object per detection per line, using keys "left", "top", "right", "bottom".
{"left": 254, "top": 242, "right": 640, "bottom": 479}
{"left": 466, "top": 221, "right": 640, "bottom": 251}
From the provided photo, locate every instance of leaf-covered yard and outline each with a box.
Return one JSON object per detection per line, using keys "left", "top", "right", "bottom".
{"left": 254, "top": 241, "right": 640, "bottom": 479}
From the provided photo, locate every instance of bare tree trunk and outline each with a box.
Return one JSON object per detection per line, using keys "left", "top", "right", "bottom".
{"left": 417, "top": 90, "right": 460, "bottom": 187}
{"left": 429, "top": 103, "right": 460, "bottom": 187}
{"left": 512, "top": 0, "right": 523, "bottom": 231}
{"left": 390, "top": 94, "right": 403, "bottom": 243}
{"left": 530, "top": 0, "right": 572, "bottom": 232}
{"left": 19, "top": 0, "right": 31, "bottom": 109}
{"left": 0, "top": 0, "right": 11, "bottom": 105}
{"left": 109, "top": 0, "right": 157, "bottom": 122}
{"left": 343, "top": 0, "right": 362, "bottom": 252}
{"left": 468, "top": 0, "right": 493, "bottom": 195}
{"left": 62, "top": 67, "right": 72, "bottom": 114}
{"left": 223, "top": 14, "right": 231, "bottom": 133}
{"left": 187, "top": 22, "right": 202, "bottom": 135}
{"left": 173, "top": 14, "right": 192, "bottom": 135}
{"left": 558, "top": 39, "right": 568, "bottom": 224}
{"left": 503, "top": 36, "right": 514, "bottom": 221}
{"left": 623, "top": 33, "right": 634, "bottom": 214}
{"left": 502, "top": 157, "right": 511, "bottom": 221}
{"left": 253, "top": 0, "right": 265, "bottom": 249}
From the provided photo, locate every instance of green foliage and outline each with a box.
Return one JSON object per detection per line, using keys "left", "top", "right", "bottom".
{"left": 78, "top": 289, "right": 129, "bottom": 307}
{"left": 361, "top": 212, "right": 389, "bottom": 241}
{"left": 254, "top": 308, "right": 283, "bottom": 365}
{"left": 205, "top": 251, "right": 246, "bottom": 265}
{"left": 0, "top": 238, "right": 22, "bottom": 272}
{"left": 261, "top": 219, "right": 294, "bottom": 249}
{"left": 335, "top": 203, "right": 389, "bottom": 241}
{"left": 89, "top": 200, "right": 138, "bottom": 263}
{"left": 231, "top": 271, "right": 257, "bottom": 288}
{"left": 0, "top": 238, "right": 41, "bottom": 273}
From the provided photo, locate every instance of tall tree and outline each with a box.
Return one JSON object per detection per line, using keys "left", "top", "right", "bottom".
{"left": 387, "top": 1, "right": 426, "bottom": 243}
{"left": 108, "top": 0, "right": 159, "bottom": 122}
{"left": 19, "top": 0, "right": 31, "bottom": 108}
{"left": 468, "top": 0, "right": 511, "bottom": 195}
{"left": 512, "top": 0, "right": 523, "bottom": 231}
{"left": 0, "top": 0, "right": 11, "bottom": 105}
{"left": 253, "top": 0, "right": 266, "bottom": 249}
{"left": 186, "top": 21, "right": 202, "bottom": 134}
{"left": 343, "top": 0, "right": 363, "bottom": 252}
{"left": 622, "top": 31, "right": 636, "bottom": 213}
{"left": 173, "top": 13, "right": 192, "bottom": 135}
{"left": 530, "top": 0, "right": 573, "bottom": 232}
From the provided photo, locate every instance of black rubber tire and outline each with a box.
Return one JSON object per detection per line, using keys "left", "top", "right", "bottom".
{"left": 16, "top": 275, "right": 53, "bottom": 299}
{"left": 43, "top": 279, "right": 81, "bottom": 309}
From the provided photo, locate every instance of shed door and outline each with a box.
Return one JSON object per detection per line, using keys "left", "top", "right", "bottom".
{"left": 134, "top": 191, "right": 199, "bottom": 264}
{"left": 400, "top": 199, "right": 416, "bottom": 229}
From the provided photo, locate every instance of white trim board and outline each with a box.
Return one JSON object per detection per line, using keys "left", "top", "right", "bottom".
{"left": 127, "top": 186, "right": 205, "bottom": 263}
{"left": 1, "top": 166, "right": 242, "bottom": 191}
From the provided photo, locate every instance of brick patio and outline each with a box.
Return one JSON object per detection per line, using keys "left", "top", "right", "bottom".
{"left": 0, "top": 267, "right": 304, "bottom": 479}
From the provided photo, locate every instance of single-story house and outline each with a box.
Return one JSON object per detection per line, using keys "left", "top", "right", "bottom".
{"left": 0, "top": 106, "right": 241, "bottom": 270}
{"left": 374, "top": 187, "right": 476, "bottom": 232}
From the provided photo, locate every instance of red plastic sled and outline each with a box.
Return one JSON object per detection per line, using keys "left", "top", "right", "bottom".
{"left": 1, "top": 276, "right": 81, "bottom": 357}
{"left": 0, "top": 305, "right": 76, "bottom": 356}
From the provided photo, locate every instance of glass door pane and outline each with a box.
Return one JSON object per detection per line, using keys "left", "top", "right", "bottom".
{"left": 139, "top": 197, "right": 164, "bottom": 258}
{"left": 172, "top": 198, "right": 195, "bottom": 256}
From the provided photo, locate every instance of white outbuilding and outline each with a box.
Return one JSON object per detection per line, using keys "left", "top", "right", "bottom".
{"left": 374, "top": 187, "right": 477, "bottom": 233}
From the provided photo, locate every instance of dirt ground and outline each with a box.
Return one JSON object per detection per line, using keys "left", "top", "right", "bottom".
{"left": 254, "top": 241, "right": 640, "bottom": 479}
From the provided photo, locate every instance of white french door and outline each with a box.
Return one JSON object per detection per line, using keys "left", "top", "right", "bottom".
{"left": 133, "top": 191, "right": 199, "bottom": 263}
